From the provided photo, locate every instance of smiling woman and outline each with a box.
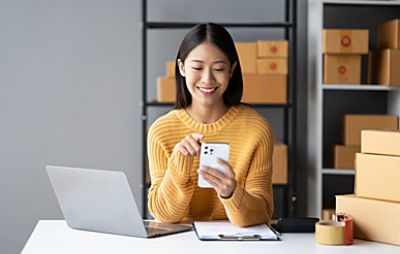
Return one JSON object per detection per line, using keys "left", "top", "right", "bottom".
{"left": 177, "top": 42, "right": 237, "bottom": 119}
{"left": 147, "top": 23, "right": 274, "bottom": 227}
{"left": 175, "top": 23, "right": 243, "bottom": 112}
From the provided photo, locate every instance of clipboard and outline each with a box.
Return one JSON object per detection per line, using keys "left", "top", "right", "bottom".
{"left": 193, "top": 221, "right": 280, "bottom": 241}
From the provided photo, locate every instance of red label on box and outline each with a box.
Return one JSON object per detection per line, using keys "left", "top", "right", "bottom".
{"left": 338, "top": 65, "right": 347, "bottom": 74}
{"left": 341, "top": 36, "right": 352, "bottom": 47}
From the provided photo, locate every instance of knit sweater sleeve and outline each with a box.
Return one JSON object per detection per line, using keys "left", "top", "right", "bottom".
{"left": 219, "top": 122, "right": 274, "bottom": 227}
{"left": 147, "top": 124, "right": 195, "bottom": 223}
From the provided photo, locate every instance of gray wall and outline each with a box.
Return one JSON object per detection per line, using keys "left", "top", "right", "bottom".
{"left": 0, "top": 0, "right": 307, "bottom": 253}
{"left": 0, "top": 1, "right": 141, "bottom": 253}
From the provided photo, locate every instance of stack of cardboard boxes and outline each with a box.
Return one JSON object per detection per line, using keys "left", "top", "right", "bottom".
{"left": 322, "top": 114, "right": 398, "bottom": 220}
{"left": 236, "top": 41, "right": 288, "bottom": 104}
{"left": 333, "top": 114, "right": 398, "bottom": 170}
{"left": 157, "top": 41, "right": 289, "bottom": 103}
{"left": 323, "top": 29, "right": 369, "bottom": 84}
{"left": 272, "top": 140, "right": 288, "bottom": 185}
{"left": 336, "top": 127, "right": 400, "bottom": 246}
{"left": 157, "top": 61, "right": 176, "bottom": 102}
{"left": 373, "top": 19, "right": 400, "bottom": 86}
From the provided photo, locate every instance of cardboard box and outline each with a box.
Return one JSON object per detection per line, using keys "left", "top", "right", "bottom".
{"left": 322, "top": 29, "right": 369, "bottom": 54}
{"left": 235, "top": 42, "right": 257, "bottom": 74}
{"left": 375, "top": 49, "right": 400, "bottom": 86}
{"left": 157, "top": 77, "right": 176, "bottom": 102}
{"left": 322, "top": 208, "right": 335, "bottom": 220}
{"left": 355, "top": 153, "right": 400, "bottom": 202}
{"left": 242, "top": 74, "right": 287, "bottom": 104}
{"left": 323, "top": 54, "right": 361, "bottom": 84}
{"left": 272, "top": 140, "right": 287, "bottom": 184}
{"left": 146, "top": 156, "right": 151, "bottom": 184}
{"left": 377, "top": 19, "right": 400, "bottom": 49}
{"left": 166, "top": 61, "right": 175, "bottom": 77}
{"left": 343, "top": 114, "right": 399, "bottom": 146}
{"left": 336, "top": 194, "right": 400, "bottom": 246}
{"left": 361, "top": 129, "right": 400, "bottom": 156}
{"left": 257, "top": 40, "right": 288, "bottom": 58}
{"left": 257, "top": 58, "right": 288, "bottom": 74}
{"left": 333, "top": 145, "right": 360, "bottom": 169}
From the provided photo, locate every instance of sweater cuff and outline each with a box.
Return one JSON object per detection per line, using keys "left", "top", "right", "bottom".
{"left": 219, "top": 183, "right": 245, "bottom": 212}
{"left": 167, "top": 149, "right": 193, "bottom": 184}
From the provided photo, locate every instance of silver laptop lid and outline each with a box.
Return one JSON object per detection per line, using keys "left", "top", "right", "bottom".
{"left": 46, "top": 165, "right": 148, "bottom": 238}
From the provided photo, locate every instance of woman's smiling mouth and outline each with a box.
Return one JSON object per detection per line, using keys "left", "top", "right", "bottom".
{"left": 198, "top": 86, "right": 218, "bottom": 95}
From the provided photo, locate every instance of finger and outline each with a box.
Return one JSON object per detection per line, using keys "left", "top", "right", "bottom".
{"left": 217, "top": 158, "right": 235, "bottom": 178}
{"left": 191, "top": 133, "right": 204, "bottom": 141}
{"left": 182, "top": 136, "right": 197, "bottom": 156}
{"left": 186, "top": 135, "right": 201, "bottom": 156}
{"left": 183, "top": 142, "right": 196, "bottom": 156}
{"left": 176, "top": 145, "right": 189, "bottom": 156}
{"left": 201, "top": 173, "right": 232, "bottom": 196}
{"left": 200, "top": 166, "right": 226, "bottom": 180}
{"left": 200, "top": 172, "right": 221, "bottom": 189}
{"left": 199, "top": 167, "right": 224, "bottom": 184}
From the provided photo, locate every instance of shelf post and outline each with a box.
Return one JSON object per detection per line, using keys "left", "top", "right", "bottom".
{"left": 141, "top": 0, "right": 148, "bottom": 219}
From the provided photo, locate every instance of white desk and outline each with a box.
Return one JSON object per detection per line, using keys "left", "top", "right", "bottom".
{"left": 22, "top": 220, "right": 400, "bottom": 254}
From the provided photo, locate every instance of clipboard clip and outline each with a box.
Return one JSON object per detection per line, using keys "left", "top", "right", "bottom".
{"left": 218, "top": 234, "right": 262, "bottom": 241}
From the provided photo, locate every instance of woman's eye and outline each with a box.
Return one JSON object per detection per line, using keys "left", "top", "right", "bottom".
{"left": 214, "top": 68, "right": 224, "bottom": 72}
{"left": 192, "top": 67, "right": 202, "bottom": 71}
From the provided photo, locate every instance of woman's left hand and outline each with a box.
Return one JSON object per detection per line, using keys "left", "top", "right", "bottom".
{"left": 198, "top": 158, "right": 236, "bottom": 198}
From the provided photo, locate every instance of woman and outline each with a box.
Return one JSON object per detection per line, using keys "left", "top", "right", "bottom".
{"left": 147, "top": 23, "right": 274, "bottom": 227}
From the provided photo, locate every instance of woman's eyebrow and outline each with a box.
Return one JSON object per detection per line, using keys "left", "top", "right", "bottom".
{"left": 189, "top": 59, "right": 228, "bottom": 64}
{"left": 213, "top": 60, "right": 228, "bottom": 64}
{"left": 189, "top": 59, "right": 204, "bottom": 63}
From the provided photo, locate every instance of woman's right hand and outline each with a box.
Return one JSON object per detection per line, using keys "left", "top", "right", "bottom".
{"left": 174, "top": 133, "right": 203, "bottom": 157}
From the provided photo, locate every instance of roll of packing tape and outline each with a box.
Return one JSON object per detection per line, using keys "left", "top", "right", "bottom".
{"left": 315, "top": 221, "right": 346, "bottom": 245}
{"left": 334, "top": 213, "right": 354, "bottom": 245}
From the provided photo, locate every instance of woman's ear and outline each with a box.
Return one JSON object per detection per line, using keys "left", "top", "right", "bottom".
{"left": 229, "top": 61, "right": 237, "bottom": 78}
{"left": 177, "top": 59, "right": 186, "bottom": 77}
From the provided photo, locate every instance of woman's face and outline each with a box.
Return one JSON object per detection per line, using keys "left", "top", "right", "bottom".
{"left": 178, "top": 41, "right": 236, "bottom": 107}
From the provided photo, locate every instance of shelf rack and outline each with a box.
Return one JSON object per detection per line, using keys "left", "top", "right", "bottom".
{"left": 307, "top": 0, "right": 400, "bottom": 217}
{"left": 141, "top": 0, "right": 298, "bottom": 218}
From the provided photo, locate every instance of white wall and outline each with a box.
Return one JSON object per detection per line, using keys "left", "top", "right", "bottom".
{"left": 0, "top": 0, "right": 307, "bottom": 253}
{"left": 0, "top": 0, "right": 141, "bottom": 253}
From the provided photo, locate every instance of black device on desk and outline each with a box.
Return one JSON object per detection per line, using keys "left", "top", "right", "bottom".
{"left": 271, "top": 218, "right": 320, "bottom": 233}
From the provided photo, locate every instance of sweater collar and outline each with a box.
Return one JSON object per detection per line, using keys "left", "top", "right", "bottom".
{"left": 175, "top": 105, "right": 241, "bottom": 134}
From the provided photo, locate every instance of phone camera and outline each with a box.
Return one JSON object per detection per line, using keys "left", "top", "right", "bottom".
{"left": 204, "top": 151, "right": 208, "bottom": 154}
{"left": 205, "top": 146, "right": 208, "bottom": 150}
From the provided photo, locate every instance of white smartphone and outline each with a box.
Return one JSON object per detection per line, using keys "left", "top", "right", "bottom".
{"left": 198, "top": 142, "right": 230, "bottom": 188}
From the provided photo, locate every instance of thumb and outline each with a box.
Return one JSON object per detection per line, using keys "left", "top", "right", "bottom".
{"left": 217, "top": 158, "right": 235, "bottom": 177}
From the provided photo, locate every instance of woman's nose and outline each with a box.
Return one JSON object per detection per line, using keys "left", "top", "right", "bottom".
{"left": 201, "top": 68, "right": 216, "bottom": 84}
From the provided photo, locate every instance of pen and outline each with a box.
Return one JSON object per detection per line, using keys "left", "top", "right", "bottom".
{"left": 218, "top": 234, "right": 262, "bottom": 240}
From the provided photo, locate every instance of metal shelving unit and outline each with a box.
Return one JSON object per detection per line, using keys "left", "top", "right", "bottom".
{"left": 322, "top": 169, "right": 355, "bottom": 175}
{"left": 141, "top": 0, "right": 298, "bottom": 219}
{"left": 307, "top": 0, "right": 400, "bottom": 218}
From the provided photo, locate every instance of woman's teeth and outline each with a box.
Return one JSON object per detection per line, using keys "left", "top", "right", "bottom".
{"left": 199, "top": 87, "right": 216, "bottom": 92}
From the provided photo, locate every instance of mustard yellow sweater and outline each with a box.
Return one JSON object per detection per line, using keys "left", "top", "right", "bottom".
{"left": 147, "top": 104, "right": 274, "bottom": 227}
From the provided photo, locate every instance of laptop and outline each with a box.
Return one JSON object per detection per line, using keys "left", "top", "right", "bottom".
{"left": 46, "top": 165, "right": 192, "bottom": 238}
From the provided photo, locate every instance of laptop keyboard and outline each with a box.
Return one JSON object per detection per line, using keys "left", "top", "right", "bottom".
{"left": 143, "top": 220, "right": 192, "bottom": 236}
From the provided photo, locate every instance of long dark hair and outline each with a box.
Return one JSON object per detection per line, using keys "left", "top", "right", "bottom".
{"left": 174, "top": 23, "right": 243, "bottom": 109}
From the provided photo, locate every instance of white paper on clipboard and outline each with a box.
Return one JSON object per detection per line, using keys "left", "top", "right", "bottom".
{"left": 193, "top": 221, "right": 279, "bottom": 241}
